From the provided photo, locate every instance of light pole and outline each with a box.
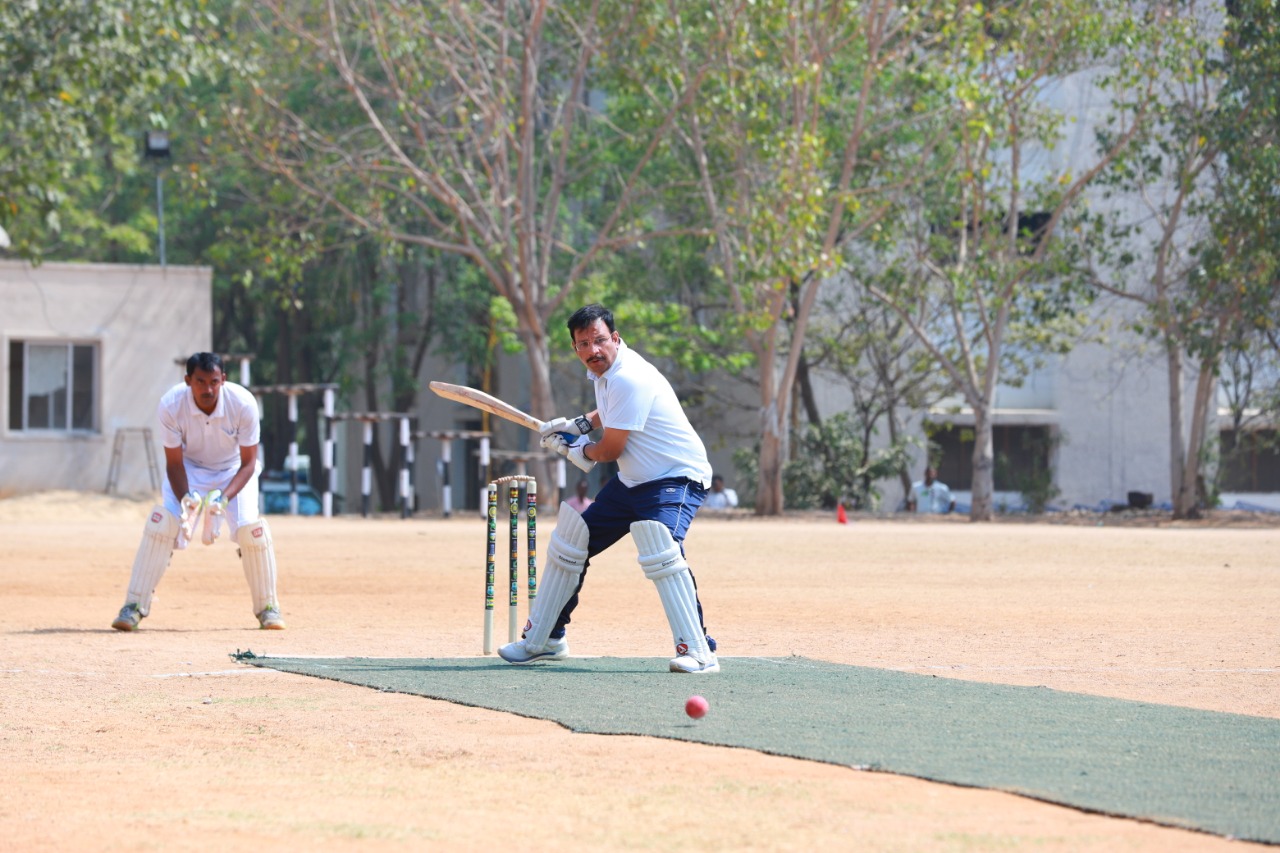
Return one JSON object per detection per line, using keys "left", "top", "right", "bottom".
{"left": 143, "top": 130, "right": 171, "bottom": 266}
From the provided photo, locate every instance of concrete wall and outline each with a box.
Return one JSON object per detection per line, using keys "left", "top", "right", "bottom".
{"left": 0, "top": 261, "right": 212, "bottom": 498}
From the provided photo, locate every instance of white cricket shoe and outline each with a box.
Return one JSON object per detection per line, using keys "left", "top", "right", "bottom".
{"left": 111, "top": 603, "right": 143, "bottom": 632}
{"left": 257, "top": 606, "right": 287, "bottom": 630}
{"left": 669, "top": 653, "right": 720, "bottom": 674}
{"left": 498, "top": 636, "right": 569, "bottom": 664}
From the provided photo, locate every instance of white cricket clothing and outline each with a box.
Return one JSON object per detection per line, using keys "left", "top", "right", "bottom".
{"left": 159, "top": 381, "right": 260, "bottom": 470}
{"left": 157, "top": 381, "right": 263, "bottom": 537}
{"left": 912, "top": 479, "right": 954, "bottom": 513}
{"left": 588, "top": 343, "right": 712, "bottom": 488}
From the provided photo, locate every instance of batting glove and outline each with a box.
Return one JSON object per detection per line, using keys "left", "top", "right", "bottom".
{"left": 541, "top": 432, "right": 596, "bottom": 473}
{"left": 539, "top": 414, "right": 593, "bottom": 440}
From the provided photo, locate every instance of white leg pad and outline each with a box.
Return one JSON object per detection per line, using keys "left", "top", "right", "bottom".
{"left": 522, "top": 502, "right": 589, "bottom": 649}
{"left": 126, "top": 506, "right": 178, "bottom": 615}
{"left": 237, "top": 519, "right": 279, "bottom": 615}
{"left": 631, "top": 520, "right": 712, "bottom": 662}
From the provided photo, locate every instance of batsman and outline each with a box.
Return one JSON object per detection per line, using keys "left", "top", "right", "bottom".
{"left": 499, "top": 303, "right": 719, "bottom": 673}
{"left": 111, "top": 352, "right": 285, "bottom": 632}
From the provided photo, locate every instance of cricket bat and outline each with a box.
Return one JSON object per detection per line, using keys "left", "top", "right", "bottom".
{"left": 428, "top": 381, "right": 544, "bottom": 433}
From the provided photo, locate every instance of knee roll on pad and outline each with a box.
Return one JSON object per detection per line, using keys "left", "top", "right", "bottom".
{"left": 632, "top": 519, "right": 690, "bottom": 579}
{"left": 522, "top": 502, "right": 589, "bottom": 649}
{"left": 237, "top": 519, "right": 279, "bottom": 615}
{"left": 127, "top": 506, "right": 179, "bottom": 615}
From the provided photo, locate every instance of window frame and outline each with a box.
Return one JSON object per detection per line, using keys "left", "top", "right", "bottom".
{"left": 7, "top": 338, "right": 100, "bottom": 435}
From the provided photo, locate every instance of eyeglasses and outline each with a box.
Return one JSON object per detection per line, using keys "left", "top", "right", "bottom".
{"left": 571, "top": 334, "right": 614, "bottom": 353}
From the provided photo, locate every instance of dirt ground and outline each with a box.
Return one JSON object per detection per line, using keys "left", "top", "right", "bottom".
{"left": 3, "top": 491, "right": 1277, "bottom": 851}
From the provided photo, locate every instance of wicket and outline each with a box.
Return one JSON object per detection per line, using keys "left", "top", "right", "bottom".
{"left": 484, "top": 475, "right": 538, "bottom": 654}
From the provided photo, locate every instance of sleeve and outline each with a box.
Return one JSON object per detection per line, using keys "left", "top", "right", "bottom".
{"left": 237, "top": 390, "right": 262, "bottom": 447}
{"left": 599, "top": 371, "right": 655, "bottom": 432}
{"left": 158, "top": 397, "right": 184, "bottom": 449}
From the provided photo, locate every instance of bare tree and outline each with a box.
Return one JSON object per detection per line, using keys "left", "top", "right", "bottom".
{"left": 219, "top": 0, "right": 744, "bottom": 471}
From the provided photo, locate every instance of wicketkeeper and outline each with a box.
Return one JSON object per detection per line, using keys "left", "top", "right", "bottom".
{"left": 498, "top": 304, "right": 719, "bottom": 673}
{"left": 111, "top": 352, "right": 284, "bottom": 631}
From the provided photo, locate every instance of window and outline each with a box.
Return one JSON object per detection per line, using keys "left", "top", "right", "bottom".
{"left": 1219, "top": 430, "right": 1280, "bottom": 492}
{"left": 7, "top": 340, "right": 98, "bottom": 432}
{"left": 926, "top": 423, "right": 1055, "bottom": 490}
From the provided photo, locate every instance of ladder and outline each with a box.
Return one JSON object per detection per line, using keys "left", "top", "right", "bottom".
{"left": 106, "top": 428, "right": 162, "bottom": 494}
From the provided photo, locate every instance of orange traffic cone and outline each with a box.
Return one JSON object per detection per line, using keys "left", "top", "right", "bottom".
{"left": 836, "top": 504, "right": 848, "bottom": 524}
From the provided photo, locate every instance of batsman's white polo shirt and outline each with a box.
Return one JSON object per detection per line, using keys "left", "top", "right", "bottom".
{"left": 589, "top": 343, "right": 712, "bottom": 489}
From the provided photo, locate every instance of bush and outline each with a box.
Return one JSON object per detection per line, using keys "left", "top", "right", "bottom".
{"left": 733, "top": 413, "right": 911, "bottom": 511}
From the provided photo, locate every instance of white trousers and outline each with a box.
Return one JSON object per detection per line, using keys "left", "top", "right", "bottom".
{"left": 161, "top": 459, "right": 262, "bottom": 546}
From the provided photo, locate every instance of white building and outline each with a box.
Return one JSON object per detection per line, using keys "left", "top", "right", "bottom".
{"left": 0, "top": 261, "right": 212, "bottom": 498}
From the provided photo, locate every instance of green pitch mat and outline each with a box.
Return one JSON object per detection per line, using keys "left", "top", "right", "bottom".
{"left": 231, "top": 652, "right": 1280, "bottom": 844}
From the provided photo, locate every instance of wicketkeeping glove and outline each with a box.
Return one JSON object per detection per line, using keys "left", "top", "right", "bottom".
{"left": 201, "top": 489, "right": 226, "bottom": 546}
{"left": 178, "top": 490, "right": 204, "bottom": 546}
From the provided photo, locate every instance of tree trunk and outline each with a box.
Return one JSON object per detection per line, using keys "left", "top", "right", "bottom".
{"left": 969, "top": 405, "right": 995, "bottom": 520}
{"left": 887, "top": 411, "right": 912, "bottom": 509}
{"left": 795, "top": 353, "right": 822, "bottom": 426}
{"left": 1164, "top": 335, "right": 1192, "bottom": 518}
{"left": 518, "top": 317, "right": 561, "bottom": 508}
{"left": 1176, "top": 363, "right": 1217, "bottom": 520}
{"left": 756, "top": 410, "right": 786, "bottom": 516}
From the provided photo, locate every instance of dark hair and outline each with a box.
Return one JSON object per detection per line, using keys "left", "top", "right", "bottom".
{"left": 185, "top": 352, "right": 225, "bottom": 376}
{"left": 567, "top": 304, "right": 614, "bottom": 336}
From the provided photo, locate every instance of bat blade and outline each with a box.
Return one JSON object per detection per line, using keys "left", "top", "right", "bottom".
{"left": 429, "top": 381, "right": 543, "bottom": 433}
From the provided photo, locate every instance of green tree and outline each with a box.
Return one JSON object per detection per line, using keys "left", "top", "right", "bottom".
{"left": 804, "top": 285, "right": 953, "bottom": 507}
{"left": 630, "top": 0, "right": 951, "bottom": 515}
{"left": 863, "top": 0, "right": 1165, "bottom": 520}
{"left": 732, "top": 411, "right": 910, "bottom": 511}
{"left": 215, "top": 0, "right": 740, "bottom": 467}
{"left": 0, "top": 0, "right": 210, "bottom": 256}
{"left": 1086, "top": 0, "right": 1280, "bottom": 518}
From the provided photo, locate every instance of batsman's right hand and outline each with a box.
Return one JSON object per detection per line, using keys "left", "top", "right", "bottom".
{"left": 540, "top": 432, "right": 596, "bottom": 474}
{"left": 539, "top": 414, "right": 593, "bottom": 440}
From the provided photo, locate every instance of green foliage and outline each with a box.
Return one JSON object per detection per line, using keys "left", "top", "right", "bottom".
{"left": 733, "top": 413, "right": 912, "bottom": 512}
{"left": 994, "top": 430, "right": 1062, "bottom": 514}
{"left": 1191, "top": 0, "right": 1280, "bottom": 364}
{"left": 0, "top": 0, "right": 213, "bottom": 257}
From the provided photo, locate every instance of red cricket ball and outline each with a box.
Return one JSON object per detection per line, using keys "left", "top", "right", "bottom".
{"left": 685, "top": 695, "right": 709, "bottom": 719}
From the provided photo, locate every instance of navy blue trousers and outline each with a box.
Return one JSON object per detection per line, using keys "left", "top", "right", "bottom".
{"left": 550, "top": 475, "right": 707, "bottom": 639}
